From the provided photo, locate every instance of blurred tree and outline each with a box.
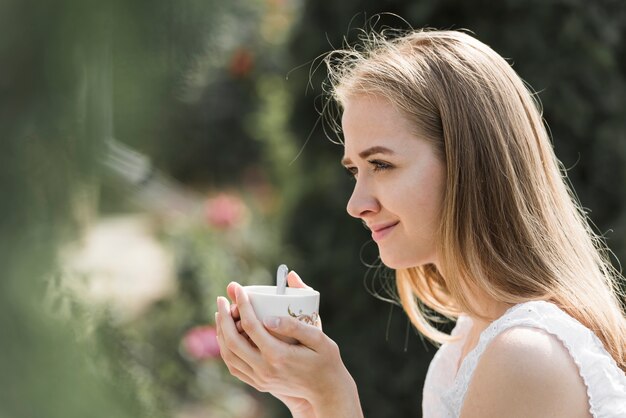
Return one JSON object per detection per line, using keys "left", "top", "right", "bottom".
{"left": 113, "top": 0, "right": 299, "bottom": 190}
{"left": 66, "top": 0, "right": 304, "bottom": 416}
{"left": 0, "top": 0, "right": 301, "bottom": 416}
{"left": 282, "top": 1, "right": 626, "bottom": 417}
{"left": 0, "top": 0, "right": 143, "bottom": 416}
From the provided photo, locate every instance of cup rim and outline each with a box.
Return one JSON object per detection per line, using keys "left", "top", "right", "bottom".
{"left": 243, "top": 285, "right": 319, "bottom": 297}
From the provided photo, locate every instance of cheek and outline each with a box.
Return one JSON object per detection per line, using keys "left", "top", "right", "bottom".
{"left": 391, "top": 171, "right": 445, "bottom": 227}
{"left": 389, "top": 168, "right": 446, "bottom": 261}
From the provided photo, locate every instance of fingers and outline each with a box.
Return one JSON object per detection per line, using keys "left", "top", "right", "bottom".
{"left": 263, "top": 315, "right": 327, "bottom": 351}
{"left": 231, "top": 302, "right": 242, "bottom": 331}
{"left": 231, "top": 303, "right": 240, "bottom": 319}
{"left": 236, "top": 316, "right": 254, "bottom": 344}
{"left": 216, "top": 296, "right": 261, "bottom": 362}
{"left": 231, "top": 303, "right": 253, "bottom": 343}
{"left": 216, "top": 313, "right": 264, "bottom": 391}
{"left": 228, "top": 302, "right": 246, "bottom": 334}
{"left": 227, "top": 282, "right": 238, "bottom": 303}
{"left": 233, "top": 285, "right": 280, "bottom": 352}
{"left": 286, "top": 271, "right": 311, "bottom": 289}
{"left": 215, "top": 313, "right": 253, "bottom": 374}
{"left": 226, "top": 287, "right": 248, "bottom": 337}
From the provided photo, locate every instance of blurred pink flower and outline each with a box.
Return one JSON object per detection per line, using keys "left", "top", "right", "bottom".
{"left": 205, "top": 193, "right": 245, "bottom": 229}
{"left": 182, "top": 325, "right": 220, "bottom": 360}
{"left": 229, "top": 48, "right": 254, "bottom": 78}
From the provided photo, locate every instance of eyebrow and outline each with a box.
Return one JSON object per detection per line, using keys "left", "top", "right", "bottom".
{"left": 341, "top": 146, "right": 395, "bottom": 166}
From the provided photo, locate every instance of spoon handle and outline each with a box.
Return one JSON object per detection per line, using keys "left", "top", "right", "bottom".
{"left": 276, "top": 264, "right": 288, "bottom": 295}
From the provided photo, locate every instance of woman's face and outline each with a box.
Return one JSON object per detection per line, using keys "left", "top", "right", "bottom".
{"left": 341, "top": 94, "right": 446, "bottom": 269}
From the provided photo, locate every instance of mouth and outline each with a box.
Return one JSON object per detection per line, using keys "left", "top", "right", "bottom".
{"left": 371, "top": 222, "right": 399, "bottom": 241}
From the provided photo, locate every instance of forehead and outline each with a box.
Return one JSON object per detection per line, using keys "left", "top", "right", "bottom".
{"left": 341, "top": 94, "right": 420, "bottom": 157}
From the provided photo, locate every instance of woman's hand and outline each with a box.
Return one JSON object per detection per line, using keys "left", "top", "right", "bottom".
{"left": 226, "top": 272, "right": 322, "bottom": 344}
{"left": 215, "top": 272, "right": 363, "bottom": 418}
{"left": 225, "top": 272, "right": 316, "bottom": 416}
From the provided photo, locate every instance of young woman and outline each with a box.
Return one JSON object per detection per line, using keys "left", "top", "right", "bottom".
{"left": 215, "top": 29, "right": 626, "bottom": 417}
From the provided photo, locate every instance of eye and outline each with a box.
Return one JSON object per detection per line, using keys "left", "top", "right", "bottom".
{"left": 369, "top": 159, "right": 392, "bottom": 172}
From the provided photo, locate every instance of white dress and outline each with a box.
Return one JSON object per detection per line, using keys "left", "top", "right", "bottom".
{"left": 422, "top": 301, "right": 626, "bottom": 417}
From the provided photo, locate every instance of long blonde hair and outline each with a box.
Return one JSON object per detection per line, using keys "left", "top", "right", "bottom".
{"left": 325, "top": 28, "right": 626, "bottom": 371}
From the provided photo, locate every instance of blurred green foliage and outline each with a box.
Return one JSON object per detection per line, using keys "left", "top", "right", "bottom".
{"left": 0, "top": 0, "right": 140, "bottom": 416}
{"left": 0, "top": 0, "right": 296, "bottom": 416}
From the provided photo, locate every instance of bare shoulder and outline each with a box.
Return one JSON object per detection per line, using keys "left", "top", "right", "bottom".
{"left": 460, "top": 326, "right": 591, "bottom": 418}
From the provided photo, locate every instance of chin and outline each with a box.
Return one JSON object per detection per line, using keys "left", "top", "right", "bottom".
{"left": 379, "top": 252, "right": 416, "bottom": 270}
{"left": 379, "top": 249, "right": 434, "bottom": 270}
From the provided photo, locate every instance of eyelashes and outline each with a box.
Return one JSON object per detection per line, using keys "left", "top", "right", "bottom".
{"left": 370, "top": 160, "right": 392, "bottom": 172}
{"left": 344, "top": 159, "right": 393, "bottom": 179}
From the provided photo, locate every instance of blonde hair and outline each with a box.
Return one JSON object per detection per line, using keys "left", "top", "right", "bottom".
{"left": 325, "top": 28, "right": 626, "bottom": 371}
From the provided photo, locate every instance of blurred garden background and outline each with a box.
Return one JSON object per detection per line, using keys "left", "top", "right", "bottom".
{"left": 1, "top": 0, "right": 625, "bottom": 417}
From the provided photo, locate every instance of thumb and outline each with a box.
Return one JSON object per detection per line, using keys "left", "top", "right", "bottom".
{"left": 286, "top": 270, "right": 311, "bottom": 289}
{"left": 263, "top": 315, "right": 325, "bottom": 349}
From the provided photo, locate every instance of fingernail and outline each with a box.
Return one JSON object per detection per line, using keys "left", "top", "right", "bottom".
{"left": 217, "top": 296, "right": 229, "bottom": 312}
{"left": 264, "top": 316, "right": 280, "bottom": 329}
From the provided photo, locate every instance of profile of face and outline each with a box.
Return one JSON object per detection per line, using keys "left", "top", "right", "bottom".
{"left": 341, "top": 94, "right": 446, "bottom": 269}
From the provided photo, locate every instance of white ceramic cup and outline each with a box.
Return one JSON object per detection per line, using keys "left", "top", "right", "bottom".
{"left": 243, "top": 285, "right": 320, "bottom": 343}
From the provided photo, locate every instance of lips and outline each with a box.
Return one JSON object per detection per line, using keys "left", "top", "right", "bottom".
{"left": 369, "top": 221, "right": 399, "bottom": 241}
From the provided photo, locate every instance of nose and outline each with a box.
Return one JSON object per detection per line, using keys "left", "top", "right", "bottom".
{"left": 346, "top": 179, "right": 380, "bottom": 219}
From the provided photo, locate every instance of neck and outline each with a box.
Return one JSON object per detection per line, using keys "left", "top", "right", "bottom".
{"left": 466, "top": 298, "right": 514, "bottom": 336}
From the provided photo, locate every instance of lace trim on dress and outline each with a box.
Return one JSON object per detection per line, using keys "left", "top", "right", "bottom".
{"left": 442, "top": 301, "right": 626, "bottom": 418}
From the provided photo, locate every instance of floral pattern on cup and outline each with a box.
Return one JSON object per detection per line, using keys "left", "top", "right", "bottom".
{"left": 288, "top": 306, "right": 319, "bottom": 325}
